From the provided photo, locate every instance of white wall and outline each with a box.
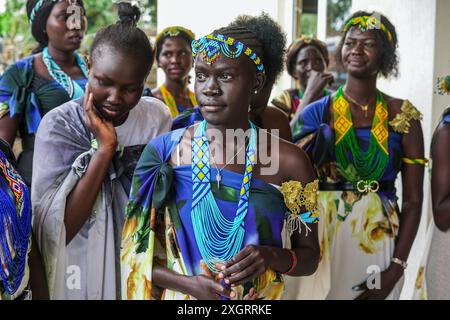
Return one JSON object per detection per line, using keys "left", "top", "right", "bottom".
{"left": 156, "top": 0, "right": 294, "bottom": 95}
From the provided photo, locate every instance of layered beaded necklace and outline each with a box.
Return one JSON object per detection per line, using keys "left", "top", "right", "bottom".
{"left": 191, "top": 120, "right": 257, "bottom": 273}
{"left": 0, "top": 151, "right": 31, "bottom": 295}
{"left": 333, "top": 85, "right": 389, "bottom": 185}
{"left": 42, "top": 47, "right": 88, "bottom": 99}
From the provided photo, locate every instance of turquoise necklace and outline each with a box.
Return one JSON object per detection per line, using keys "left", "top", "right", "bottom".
{"left": 42, "top": 47, "right": 88, "bottom": 99}
{"left": 191, "top": 120, "right": 257, "bottom": 273}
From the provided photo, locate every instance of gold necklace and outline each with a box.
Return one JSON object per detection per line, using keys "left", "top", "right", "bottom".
{"left": 343, "top": 89, "right": 375, "bottom": 118}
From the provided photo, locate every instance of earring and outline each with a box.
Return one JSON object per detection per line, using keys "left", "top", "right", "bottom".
{"left": 254, "top": 90, "right": 258, "bottom": 94}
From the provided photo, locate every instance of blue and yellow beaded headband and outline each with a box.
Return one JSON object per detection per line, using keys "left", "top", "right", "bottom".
{"left": 191, "top": 33, "right": 265, "bottom": 74}
{"left": 155, "top": 26, "right": 195, "bottom": 44}
{"left": 343, "top": 15, "right": 393, "bottom": 44}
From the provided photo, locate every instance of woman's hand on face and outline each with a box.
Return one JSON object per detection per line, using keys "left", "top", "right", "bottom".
{"left": 304, "top": 70, "right": 334, "bottom": 100}
{"left": 83, "top": 84, "right": 117, "bottom": 152}
{"left": 218, "top": 245, "right": 271, "bottom": 286}
{"left": 189, "top": 275, "right": 236, "bottom": 300}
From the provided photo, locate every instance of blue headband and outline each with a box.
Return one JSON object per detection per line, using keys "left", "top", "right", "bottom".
{"left": 191, "top": 33, "right": 265, "bottom": 73}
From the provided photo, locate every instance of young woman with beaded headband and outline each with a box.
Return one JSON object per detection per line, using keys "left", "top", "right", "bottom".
{"left": 31, "top": 2, "right": 171, "bottom": 299}
{"left": 0, "top": 0, "right": 88, "bottom": 186}
{"left": 272, "top": 36, "right": 334, "bottom": 128}
{"left": 291, "top": 11, "right": 426, "bottom": 299}
{"left": 145, "top": 26, "right": 197, "bottom": 118}
{"left": 172, "top": 13, "right": 293, "bottom": 142}
{"left": 121, "top": 25, "right": 320, "bottom": 300}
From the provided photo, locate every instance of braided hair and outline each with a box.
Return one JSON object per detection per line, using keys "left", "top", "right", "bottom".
{"left": 26, "top": 0, "right": 85, "bottom": 53}
{"left": 211, "top": 26, "right": 264, "bottom": 76}
{"left": 90, "top": 2, "right": 154, "bottom": 73}
{"left": 228, "top": 13, "right": 286, "bottom": 86}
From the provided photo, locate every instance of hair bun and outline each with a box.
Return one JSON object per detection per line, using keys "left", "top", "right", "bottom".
{"left": 117, "top": 2, "right": 141, "bottom": 25}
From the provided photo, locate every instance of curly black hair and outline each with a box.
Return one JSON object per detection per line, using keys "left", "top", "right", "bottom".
{"left": 26, "top": 0, "right": 85, "bottom": 53}
{"left": 89, "top": 2, "right": 154, "bottom": 73}
{"left": 228, "top": 13, "right": 287, "bottom": 85}
{"left": 336, "top": 11, "right": 399, "bottom": 78}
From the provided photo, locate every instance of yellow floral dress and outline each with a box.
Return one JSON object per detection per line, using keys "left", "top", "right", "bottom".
{"left": 288, "top": 96, "right": 422, "bottom": 299}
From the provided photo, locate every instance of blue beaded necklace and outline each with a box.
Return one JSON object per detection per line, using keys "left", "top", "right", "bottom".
{"left": 42, "top": 47, "right": 88, "bottom": 99}
{"left": 191, "top": 120, "right": 257, "bottom": 273}
{"left": 0, "top": 151, "right": 31, "bottom": 295}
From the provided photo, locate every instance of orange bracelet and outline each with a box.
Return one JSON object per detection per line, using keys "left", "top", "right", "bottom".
{"left": 283, "top": 249, "right": 298, "bottom": 275}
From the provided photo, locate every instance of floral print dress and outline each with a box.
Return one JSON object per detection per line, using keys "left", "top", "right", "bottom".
{"left": 290, "top": 95, "right": 420, "bottom": 299}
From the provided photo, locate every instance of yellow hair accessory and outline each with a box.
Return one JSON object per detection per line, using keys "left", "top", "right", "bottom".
{"left": 344, "top": 15, "right": 393, "bottom": 44}
{"left": 155, "top": 26, "right": 195, "bottom": 44}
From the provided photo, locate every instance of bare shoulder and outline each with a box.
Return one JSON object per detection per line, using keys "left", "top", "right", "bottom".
{"left": 382, "top": 93, "right": 404, "bottom": 119}
{"left": 261, "top": 106, "right": 292, "bottom": 141}
{"left": 277, "top": 137, "right": 315, "bottom": 182}
{"left": 382, "top": 93, "right": 421, "bottom": 121}
{"left": 433, "top": 121, "right": 450, "bottom": 148}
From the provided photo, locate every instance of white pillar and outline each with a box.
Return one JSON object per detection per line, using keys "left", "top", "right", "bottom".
{"left": 273, "top": 0, "right": 295, "bottom": 97}
{"left": 317, "top": 0, "right": 328, "bottom": 40}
